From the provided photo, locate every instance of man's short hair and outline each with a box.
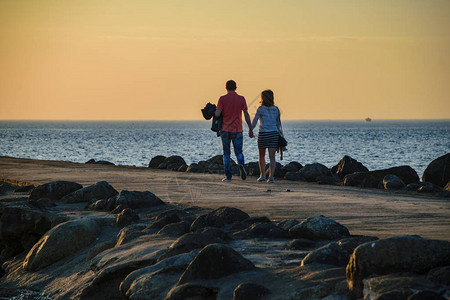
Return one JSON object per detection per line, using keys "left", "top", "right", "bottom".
{"left": 226, "top": 80, "right": 237, "bottom": 91}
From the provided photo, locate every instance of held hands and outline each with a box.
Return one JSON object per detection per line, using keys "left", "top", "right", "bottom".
{"left": 248, "top": 129, "right": 254, "bottom": 138}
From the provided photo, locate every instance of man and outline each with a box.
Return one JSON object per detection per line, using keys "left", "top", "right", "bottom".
{"left": 215, "top": 80, "right": 254, "bottom": 182}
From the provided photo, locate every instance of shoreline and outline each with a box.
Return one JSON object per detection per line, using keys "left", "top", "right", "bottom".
{"left": 1, "top": 156, "right": 449, "bottom": 241}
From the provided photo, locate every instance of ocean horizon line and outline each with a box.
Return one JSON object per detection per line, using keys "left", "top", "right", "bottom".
{"left": 1, "top": 118, "right": 449, "bottom": 122}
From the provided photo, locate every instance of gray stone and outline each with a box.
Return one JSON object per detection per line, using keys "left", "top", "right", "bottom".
{"left": 115, "top": 190, "right": 164, "bottom": 209}
{"left": 286, "top": 238, "right": 316, "bottom": 250}
{"left": 190, "top": 213, "right": 225, "bottom": 232}
{"left": 331, "top": 156, "right": 368, "bottom": 179}
{"left": 344, "top": 166, "right": 419, "bottom": 188}
{"left": 116, "top": 208, "right": 139, "bottom": 228}
{"left": 148, "top": 155, "right": 167, "bottom": 168}
{"left": 284, "top": 171, "right": 307, "bottom": 181}
{"left": 86, "top": 240, "right": 116, "bottom": 261}
{"left": 298, "top": 163, "right": 331, "bottom": 182}
{"left": 212, "top": 207, "right": 250, "bottom": 224}
{"left": 166, "top": 283, "right": 219, "bottom": 300}
{"left": 29, "top": 181, "right": 82, "bottom": 201}
{"left": 178, "top": 243, "right": 255, "bottom": 284}
{"left": 383, "top": 174, "right": 406, "bottom": 189}
{"left": 186, "top": 163, "right": 205, "bottom": 173}
{"left": 60, "top": 181, "right": 118, "bottom": 203}
{"left": 289, "top": 216, "right": 350, "bottom": 240}
{"left": 145, "top": 212, "right": 181, "bottom": 231}
{"left": 23, "top": 219, "right": 101, "bottom": 271}
{"left": 233, "top": 222, "right": 288, "bottom": 239}
{"left": 233, "top": 282, "right": 271, "bottom": 300}
{"left": 115, "top": 225, "right": 144, "bottom": 247}
{"left": 157, "top": 221, "right": 189, "bottom": 237}
{"left": 426, "top": 266, "right": 450, "bottom": 286}
{"left": 422, "top": 153, "right": 450, "bottom": 188}
{"left": 346, "top": 235, "right": 450, "bottom": 298}
{"left": 277, "top": 219, "right": 300, "bottom": 231}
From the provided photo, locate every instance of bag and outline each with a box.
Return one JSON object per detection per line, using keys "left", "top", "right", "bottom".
{"left": 278, "top": 135, "right": 287, "bottom": 148}
{"left": 211, "top": 116, "right": 222, "bottom": 137}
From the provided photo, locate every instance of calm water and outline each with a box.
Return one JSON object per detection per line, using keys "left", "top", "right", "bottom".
{"left": 0, "top": 120, "right": 449, "bottom": 177}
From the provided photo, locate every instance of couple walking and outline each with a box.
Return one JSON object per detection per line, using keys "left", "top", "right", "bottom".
{"left": 215, "top": 80, "right": 283, "bottom": 183}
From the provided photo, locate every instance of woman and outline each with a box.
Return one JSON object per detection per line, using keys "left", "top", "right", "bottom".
{"left": 250, "top": 90, "right": 282, "bottom": 183}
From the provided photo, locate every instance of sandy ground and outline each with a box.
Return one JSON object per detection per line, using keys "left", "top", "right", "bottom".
{"left": 1, "top": 156, "right": 449, "bottom": 241}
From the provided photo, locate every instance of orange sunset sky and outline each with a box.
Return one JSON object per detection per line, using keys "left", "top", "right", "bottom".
{"left": 1, "top": 0, "right": 449, "bottom": 121}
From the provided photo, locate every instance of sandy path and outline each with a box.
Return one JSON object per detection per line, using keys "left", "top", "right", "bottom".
{"left": 1, "top": 156, "right": 449, "bottom": 241}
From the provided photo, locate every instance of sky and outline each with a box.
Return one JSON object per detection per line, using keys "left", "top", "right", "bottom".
{"left": 0, "top": 0, "right": 449, "bottom": 120}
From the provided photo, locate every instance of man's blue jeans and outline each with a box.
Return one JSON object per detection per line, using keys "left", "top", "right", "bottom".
{"left": 220, "top": 131, "right": 245, "bottom": 179}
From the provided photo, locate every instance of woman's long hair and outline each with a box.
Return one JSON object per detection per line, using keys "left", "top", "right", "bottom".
{"left": 260, "top": 90, "right": 274, "bottom": 107}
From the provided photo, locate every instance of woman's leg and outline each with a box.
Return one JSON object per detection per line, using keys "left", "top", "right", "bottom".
{"left": 258, "top": 148, "right": 266, "bottom": 178}
{"left": 268, "top": 148, "right": 277, "bottom": 178}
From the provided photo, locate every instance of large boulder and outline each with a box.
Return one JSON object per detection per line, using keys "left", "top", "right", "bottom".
{"left": 383, "top": 174, "right": 406, "bottom": 190}
{"left": 0, "top": 207, "right": 53, "bottom": 259}
{"left": 233, "top": 222, "right": 288, "bottom": 239}
{"left": 246, "top": 162, "right": 260, "bottom": 177}
{"left": 297, "top": 163, "right": 331, "bottom": 182}
{"left": 60, "top": 181, "right": 118, "bottom": 203}
{"left": 344, "top": 166, "right": 419, "bottom": 188}
{"left": 281, "top": 161, "right": 303, "bottom": 173}
{"left": 423, "top": 153, "right": 450, "bottom": 188}
{"left": 148, "top": 155, "right": 167, "bottom": 168}
{"left": 186, "top": 163, "right": 205, "bottom": 173}
{"left": 160, "top": 156, "right": 186, "bottom": 171}
{"left": 190, "top": 213, "right": 225, "bottom": 232}
{"left": 166, "top": 284, "right": 219, "bottom": 300}
{"left": 116, "top": 208, "right": 139, "bottom": 228}
{"left": 114, "top": 190, "right": 164, "bottom": 209}
{"left": 212, "top": 207, "right": 250, "bottom": 224}
{"left": 289, "top": 216, "right": 350, "bottom": 240}
{"left": 23, "top": 219, "right": 101, "bottom": 271}
{"left": 29, "top": 181, "right": 82, "bottom": 201}
{"left": 178, "top": 243, "right": 256, "bottom": 284}
{"left": 233, "top": 282, "right": 271, "bottom": 300}
{"left": 346, "top": 235, "right": 450, "bottom": 298}
{"left": 331, "top": 156, "right": 369, "bottom": 179}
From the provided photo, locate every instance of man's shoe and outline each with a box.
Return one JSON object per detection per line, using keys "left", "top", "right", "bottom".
{"left": 222, "top": 178, "right": 231, "bottom": 182}
{"left": 239, "top": 164, "right": 247, "bottom": 180}
{"left": 267, "top": 177, "right": 275, "bottom": 183}
{"left": 257, "top": 176, "right": 266, "bottom": 182}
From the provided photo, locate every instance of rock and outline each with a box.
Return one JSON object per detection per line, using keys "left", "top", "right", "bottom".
{"left": 281, "top": 161, "right": 303, "bottom": 173}
{"left": 284, "top": 171, "right": 307, "bottom": 181}
{"left": 0, "top": 207, "right": 53, "bottom": 259}
{"left": 145, "top": 213, "right": 181, "bottom": 231}
{"left": 298, "top": 163, "right": 331, "bottom": 182}
{"left": 29, "top": 181, "right": 82, "bottom": 201}
{"left": 233, "top": 282, "right": 271, "bottom": 300}
{"left": 158, "top": 232, "right": 224, "bottom": 261}
{"left": 233, "top": 222, "right": 288, "bottom": 239}
{"left": 246, "top": 162, "right": 260, "bottom": 177}
{"left": 383, "top": 174, "right": 406, "bottom": 189}
{"left": 60, "top": 181, "right": 118, "bottom": 204}
{"left": 166, "top": 283, "right": 219, "bottom": 300}
{"left": 116, "top": 208, "right": 139, "bottom": 228}
{"left": 95, "top": 160, "right": 115, "bottom": 165}
{"left": 286, "top": 238, "right": 315, "bottom": 250}
{"left": 29, "top": 197, "right": 57, "bottom": 208}
{"left": 157, "top": 221, "right": 189, "bottom": 237}
{"left": 336, "top": 236, "right": 378, "bottom": 254}
{"left": 332, "top": 156, "right": 369, "bottom": 179}
{"left": 289, "top": 216, "right": 350, "bottom": 240}
{"left": 207, "top": 155, "right": 225, "bottom": 165}
{"left": 404, "top": 182, "right": 425, "bottom": 191}
{"left": 163, "top": 156, "right": 187, "bottom": 171}
{"left": 85, "top": 159, "right": 96, "bottom": 164}
{"left": 346, "top": 235, "right": 450, "bottom": 298}
{"left": 23, "top": 219, "right": 101, "bottom": 271}
{"left": 115, "top": 225, "right": 144, "bottom": 247}
{"left": 426, "top": 266, "right": 450, "bottom": 286}
{"left": 190, "top": 213, "right": 225, "bottom": 232}
{"left": 417, "top": 182, "right": 443, "bottom": 193}
{"left": 316, "top": 175, "right": 338, "bottom": 185}
{"left": 301, "top": 243, "right": 350, "bottom": 267}
{"left": 186, "top": 163, "right": 205, "bottom": 173}
{"left": 199, "top": 227, "right": 231, "bottom": 242}
{"left": 344, "top": 166, "right": 419, "bottom": 188}
{"left": 148, "top": 155, "right": 167, "bottom": 168}
{"left": 88, "top": 199, "right": 106, "bottom": 210}
{"left": 277, "top": 219, "right": 300, "bottom": 231}
{"left": 212, "top": 207, "right": 250, "bottom": 224}
{"left": 178, "top": 243, "right": 256, "bottom": 284}
{"left": 177, "top": 164, "right": 188, "bottom": 172}
{"left": 111, "top": 204, "right": 125, "bottom": 214}
{"left": 231, "top": 216, "right": 272, "bottom": 231}
{"left": 422, "top": 153, "right": 450, "bottom": 188}
{"left": 408, "top": 290, "right": 446, "bottom": 300}
{"left": 120, "top": 251, "right": 198, "bottom": 298}
{"left": 86, "top": 240, "right": 116, "bottom": 261}
{"left": 114, "top": 190, "right": 164, "bottom": 209}
{"left": 14, "top": 185, "right": 36, "bottom": 193}
{"left": 362, "top": 273, "right": 446, "bottom": 300}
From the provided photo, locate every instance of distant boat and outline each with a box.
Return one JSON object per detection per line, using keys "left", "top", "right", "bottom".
{"left": 365, "top": 117, "right": 372, "bottom": 122}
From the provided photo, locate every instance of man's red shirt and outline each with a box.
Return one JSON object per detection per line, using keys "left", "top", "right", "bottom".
{"left": 217, "top": 91, "right": 248, "bottom": 132}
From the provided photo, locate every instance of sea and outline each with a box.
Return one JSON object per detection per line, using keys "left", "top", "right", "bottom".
{"left": 0, "top": 120, "right": 449, "bottom": 178}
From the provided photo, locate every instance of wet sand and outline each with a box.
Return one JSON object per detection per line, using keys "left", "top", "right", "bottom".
{"left": 1, "top": 156, "right": 449, "bottom": 241}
